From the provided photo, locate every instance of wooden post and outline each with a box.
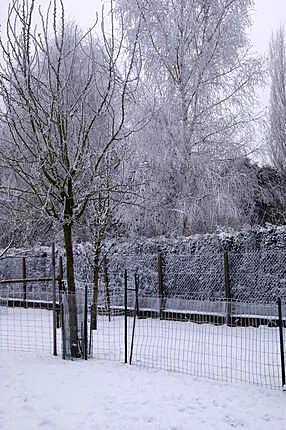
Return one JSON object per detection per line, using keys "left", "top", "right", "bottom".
{"left": 103, "top": 255, "right": 111, "bottom": 322}
{"left": 223, "top": 251, "right": 232, "bottom": 326}
{"left": 158, "top": 253, "right": 165, "bottom": 319}
{"left": 61, "top": 301, "right": 66, "bottom": 360}
{"left": 88, "top": 310, "right": 94, "bottom": 357}
{"left": 58, "top": 256, "right": 64, "bottom": 292}
{"left": 22, "top": 257, "right": 27, "bottom": 307}
{"left": 51, "top": 243, "right": 57, "bottom": 356}
{"left": 135, "top": 273, "right": 139, "bottom": 316}
{"left": 57, "top": 256, "right": 64, "bottom": 329}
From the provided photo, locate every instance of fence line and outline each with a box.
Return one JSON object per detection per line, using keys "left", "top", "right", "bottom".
{"left": 2, "top": 248, "right": 286, "bottom": 304}
{"left": 1, "top": 272, "right": 285, "bottom": 390}
{"left": 101, "top": 249, "right": 286, "bottom": 304}
{"left": 90, "top": 288, "right": 286, "bottom": 390}
{"left": 0, "top": 288, "right": 59, "bottom": 354}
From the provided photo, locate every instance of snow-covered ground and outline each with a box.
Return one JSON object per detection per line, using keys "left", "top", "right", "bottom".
{"left": 0, "top": 352, "right": 285, "bottom": 430}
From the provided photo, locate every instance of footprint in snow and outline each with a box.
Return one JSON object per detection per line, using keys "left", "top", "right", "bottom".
{"left": 38, "top": 419, "right": 54, "bottom": 427}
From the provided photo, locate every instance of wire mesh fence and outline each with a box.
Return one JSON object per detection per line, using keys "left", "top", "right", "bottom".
{"left": 0, "top": 284, "right": 89, "bottom": 360}
{"left": 0, "top": 278, "right": 285, "bottom": 390}
{"left": 0, "top": 246, "right": 286, "bottom": 390}
{"left": 91, "top": 290, "right": 286, "bottom": 390}
{"left": 61, "top": 288, "right": 91, "bottom": 360}
{"left": 92, "top": 294, "right": 125, "bottom": 362}
{"left": 0, "top": 286, "right": 60, "bottom": 354}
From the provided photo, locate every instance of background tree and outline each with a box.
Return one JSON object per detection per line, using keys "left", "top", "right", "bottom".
{"left": 116, "top": 0, "right": 262, "bottom": 236}
{"left": 267, "top": 26, "right": 286, "bottom": 176}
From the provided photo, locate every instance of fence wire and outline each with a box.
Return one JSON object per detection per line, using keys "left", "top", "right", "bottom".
{"left": 229, "top": 250, "right": 286, "bottom": 302}
{"left": 107, "top": 250, "right": 286, "bottom": 302}
{"left": 164, "top": 253, "right": 224, "bottom": 299}
{"left": 91, "top": 292, "right": 286, "bottom": 390}
{"left": 92, "top": 294, "right": 125, "bottom": 362}
{"left": 1, "top": 271, "right": 285, "bottom": 390}
{"left": 0, "top": 286, "right": 59, "bottom": 354}
{"left": 3, "top": 248, "right": 286, "bottom": 303}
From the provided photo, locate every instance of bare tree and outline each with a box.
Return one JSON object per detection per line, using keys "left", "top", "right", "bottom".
{"left": 0, "top": 0, "right": 140, "bottom": 356}
{"left": 268, "top": 26, "right": 286, "bottom": 175}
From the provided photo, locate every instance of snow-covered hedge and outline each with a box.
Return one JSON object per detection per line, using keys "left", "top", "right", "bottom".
{"left": 1, "top": 225, "right": 286, "bottom": 302}
{"left": 104, "top": 226, "right": 286, "bottom": 302}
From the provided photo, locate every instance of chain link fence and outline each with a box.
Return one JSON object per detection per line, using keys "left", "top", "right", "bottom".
{"left": 2, "top": 248, "right": 285, "bottom": 304}
{"left": 229, "top": 249, "right": 286, "bottom": 302}
{"left": 105, "top": 249, "right": 286, "bottom": 303}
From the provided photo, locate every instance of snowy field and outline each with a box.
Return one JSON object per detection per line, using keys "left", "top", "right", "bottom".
{"left": 0, "top": 352, "right": 285, "bottom": 430}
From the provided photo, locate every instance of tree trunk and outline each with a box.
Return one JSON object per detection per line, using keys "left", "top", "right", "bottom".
{"left": 63, "top": 222, "right": 81, "bottom": 358}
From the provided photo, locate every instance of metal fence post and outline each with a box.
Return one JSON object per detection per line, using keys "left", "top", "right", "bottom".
{"left": 223, "top": 251, "right": 232, "bottom": 326}
{"left": 51, "top": 243, "right": 57, "bottom": 356}
{"left": 277, "top": 297, "right": 286, "bottom": 389}
{"left": 124, "top": 269, "right": 128, "bottom": 364}
{"left": 22, "top": 257, "right": 27, "bottom": 307}
{"left": 84, "top": 284, "right": 88, "bottom": 360}
{"left": 158, "top": 253, "right": 165, "bottom": 319}
{"left": 129, "top": 273, "right": 139, "bottom": 365}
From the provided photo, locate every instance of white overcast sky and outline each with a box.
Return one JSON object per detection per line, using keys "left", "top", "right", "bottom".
{"left": 0, "top": 0, "right": 286, "bottom": 54}
{"left": 0, "top": 0, "right": 286, "bottom": 55}
{"left": 249, "top": 0, "right": 286, "bottom": 54}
